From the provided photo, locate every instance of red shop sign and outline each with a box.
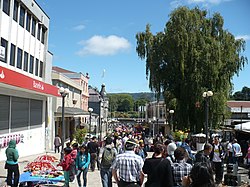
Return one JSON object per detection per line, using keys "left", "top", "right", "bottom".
{"left": 0, "top": 66, "right": 60, "bottom": 97}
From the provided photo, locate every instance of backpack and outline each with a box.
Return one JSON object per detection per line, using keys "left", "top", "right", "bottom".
{"left": 101, "top": 147, "right": 115, "bottom": 168}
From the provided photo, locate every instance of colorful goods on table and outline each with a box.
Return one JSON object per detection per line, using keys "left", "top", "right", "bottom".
{"left": 24, "top": 155, "right": 63, "bottom": 178}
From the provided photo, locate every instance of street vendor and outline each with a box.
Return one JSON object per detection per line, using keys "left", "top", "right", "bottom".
{"left": 5, "top": 139, "right": 20, "bottom": 187}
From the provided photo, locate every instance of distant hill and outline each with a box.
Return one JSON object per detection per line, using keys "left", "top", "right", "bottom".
{"left": 109, "top": 92, "right": 164, "bottom": 101}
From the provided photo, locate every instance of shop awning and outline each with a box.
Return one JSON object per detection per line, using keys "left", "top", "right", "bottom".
{"left": 55, "top": 107, "right": 89, "bottom": 117}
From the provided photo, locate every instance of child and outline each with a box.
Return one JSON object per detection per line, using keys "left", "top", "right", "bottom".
{"left": 58, "top": 147, "right": 72, "bottom": 187}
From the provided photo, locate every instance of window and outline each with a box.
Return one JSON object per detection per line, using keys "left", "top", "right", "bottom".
{"left": 31, "top": 18, "right": 36, "bottom": 36}
{"left": 29, "top": 55, "right": 34, "bottom": 74}
{"left": 3, "top": 0, "right": 10, "bottom": 15}
{"left": 1, "top": 38, "right": 8, "bottom": 63}
{"left": 39, "top": 61, "right": 43, "bottom": 77}
{"left": 10, "top": 44, "right": 16, "bottom": 66}
{"left": 19, "top": 6, "right": 25, "bottom": 27}
{"left": 30, "top": 99, "right": 43, "bottom": 128}
{"left": 11, "top": 97, "right": 29, "bottom": 131}
{"left": 0, "top": 95, "right": 10, "bottom": 134}
{"left": 41, "top": 27, "right": 46, "bottom": 44}
{"left": 37, "top": 24, "right": 41, "bottom": 41}
{"left": 35, "top": 58, "right": 39, "bottom": 76}
{"left": 13, "top": 0, "right": 18, "bottom": 21}
{"left": 23, "top": 51, "right": 28, "bottom": 72}
{"left": 16, "top": 48, "right": 23, "bottom": 69}
{"left": 26, "top": 13, "right": 31, "bottom": 32}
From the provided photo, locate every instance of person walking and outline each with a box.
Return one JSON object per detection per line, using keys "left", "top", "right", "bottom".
{"left": 245, "top": 141, "right": 250, "bottom": 168}
{"left": 87, "top": 136, "right": 99, "bottom": 171}
{"left": 194, "top": 143, "right": 212, "bottom": 164}
{"left": 99, "top": 137, "right": 117, "bottom": 187}
{"left": 5, "top": 140, "right": 20, "bottom": 187}
{"left": 76, "top": 145, "right": 90, "bottom": 187}
{"left": 232, "top": 139, "right": 242, "bottom": 165}
{"left": 54, "top": 135, "right": 62, "bottom": 153}
{"left": 112, "top": 138, "right": 144, "bottom": 187}
{"left": 210, "top": 137, "right": 225, "bottom": 185}
{"left": 182, "top": 162, "right": 215, "bottom": 187}
{"left": 57, "top": 147, "right": 73, "bottom": 187}
{"left": 171, "top": 147, "right": 192, "bottom": 187}
{"left": 166, "top": 142, "right": 177, "bottom": 164}
{"left": 143, "top": 143, "right": 173, "bottom": 187}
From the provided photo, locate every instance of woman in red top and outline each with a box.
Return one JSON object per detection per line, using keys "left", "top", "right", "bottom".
{"left": 58, "top": 147, "right": 72, "bottom": 187}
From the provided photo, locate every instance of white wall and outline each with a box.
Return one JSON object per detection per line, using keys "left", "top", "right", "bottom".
{"left": 0, "top": 127, "right": 45, "bottom": 161}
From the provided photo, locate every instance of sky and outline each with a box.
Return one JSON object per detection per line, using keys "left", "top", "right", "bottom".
{"left": 36, "top": 0, "right": 250, "bottom": 93}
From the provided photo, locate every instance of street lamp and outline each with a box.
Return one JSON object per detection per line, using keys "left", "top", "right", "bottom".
{"left": 59, "top": 87, "right": 69, "bottom": 160}
{"left": 202, "top": 91, "right": 213, "bottom": 143}
{"left": 88, "top": 107, "right": 93, "bottom": 134}
{"left": 152, "top": 116, "right": 156, "bottom": 137}
{"left": 169, "top": 110, "right": 174, "bottom": 132}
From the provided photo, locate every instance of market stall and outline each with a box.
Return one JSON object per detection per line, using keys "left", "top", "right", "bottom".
{"left": 19, "top": 155, "right": 64, "bottom": 187}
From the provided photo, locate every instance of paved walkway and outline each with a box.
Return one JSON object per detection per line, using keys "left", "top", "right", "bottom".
{"left": 1, "top": 151, "right": 249, "bottom": 186}
{"left": 0, "top": 151, "right": 117, "bottom": 187}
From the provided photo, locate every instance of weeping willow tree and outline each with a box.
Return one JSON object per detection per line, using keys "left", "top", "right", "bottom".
{"left": 136, "top": 7, "right": 247, "bottom": 131}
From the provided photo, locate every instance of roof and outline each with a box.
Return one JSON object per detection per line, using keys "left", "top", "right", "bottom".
{"left": 227, "top": 101, "right": 250, "bottom": 108}
{"left": 56, "top": 107, "right": 88, "bottom": 116}
{"left": 52, "top": 66, "right": 76, "bottom": 74}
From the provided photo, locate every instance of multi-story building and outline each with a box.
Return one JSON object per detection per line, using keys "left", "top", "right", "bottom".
{"left": 0, "top": 0, "right": 58, "bottom": 160}
{"left": 52, "top": 66, "right": 89, "bottom": 111}
{"left": 52, "top": 67, "right": 95, "bottom": 143}
{"left": 88, "top": 84, "right": 109, "bottom": 139}
{"left": 226, "top": 101, "right": 250, "bottom": 126}
{"left": 145, "top": 101, "right": 170, "bottom": 136}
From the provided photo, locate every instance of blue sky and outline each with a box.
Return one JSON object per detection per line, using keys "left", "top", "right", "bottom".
{"left": 36, "top": 0, "right": 250, "bottom": 93}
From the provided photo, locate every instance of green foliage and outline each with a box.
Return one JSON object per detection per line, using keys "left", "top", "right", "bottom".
{"left": 232, "top": 86, "right": 250, "bottom": 100}
{"left": 108, "top": 94, "right": 134, "bottom": 112}
{"left": 73, "top": 128, "right": 87, "bottom": 145}
{"left": 136, "top": 6, "right": 248, "bottom": 131}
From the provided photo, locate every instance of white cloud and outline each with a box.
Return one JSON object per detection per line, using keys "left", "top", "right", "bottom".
{"left": 73, "top": 24, "right": 85, "bottom": 31}
{"left": 235, "top": 35, "right": 250, "bottom": 41}
{"left": 170, "top": 0, "right": 232, "bottom": 8}
{"left": 76, "top": 35, "right": 131, "bottom": 56}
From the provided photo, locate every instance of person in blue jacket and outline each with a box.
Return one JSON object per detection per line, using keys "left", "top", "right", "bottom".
{"left": 5, "top": 140, "right": 20, "bottom": 187}
{"left": 76, "top": 144, "right": 90, "bottom": 187}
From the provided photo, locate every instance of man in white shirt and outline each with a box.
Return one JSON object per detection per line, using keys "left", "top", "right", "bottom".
{"left": 232, "top": 139, "right": 242, "bottom": 165}
{"left": 211, "top": 137, "right": 225, "bottom": 184}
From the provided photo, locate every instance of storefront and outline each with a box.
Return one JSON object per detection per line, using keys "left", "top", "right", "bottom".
{"left": 0, "top": 66, "right": 59, "bottom": 161}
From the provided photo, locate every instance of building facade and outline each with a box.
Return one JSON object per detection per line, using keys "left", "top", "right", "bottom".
{"left": 0, "top": 0, "right": 58, "bottom": 161}
{"left": 145, "top": 101, "right": 170, "bottom": 136}
{"left": 52, "top": 68, "right": 91, "bottom": 143}
{"left": 88, "top": 84, "right": 109, "bottom": 140}
{"left": 226, "top": 101, "right": 250, "bottom": 126}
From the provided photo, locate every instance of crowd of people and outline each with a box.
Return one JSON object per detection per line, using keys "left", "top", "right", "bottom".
{"left": 55, "top": 131, "right": 250, "bottom": 187}
{"left": 4, "top": 131, "right": 250, "bottom": 187}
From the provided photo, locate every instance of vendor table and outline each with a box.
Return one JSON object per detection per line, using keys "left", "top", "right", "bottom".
{"left": 19, "top": 172, "right": 64, "bottom": 185}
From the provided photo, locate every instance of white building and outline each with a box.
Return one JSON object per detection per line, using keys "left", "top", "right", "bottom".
{"left": 0, "top": 0, "right": 58, "bottom": 161}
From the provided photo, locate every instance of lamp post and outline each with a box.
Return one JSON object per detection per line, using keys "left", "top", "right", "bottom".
{"left": 169, "top": 110, "right": 174, "bottom": 132}
{"left": 88, "top": 107, "right": 93, "bottom": 135}
{"left": 152, "top": 116, "right": 156, "bottom": 137}
{"left": 59, "top": 87, "right": 69, "bottom": 161}
{"left": 202, "top": 91, "right": 213, "bottom": 143}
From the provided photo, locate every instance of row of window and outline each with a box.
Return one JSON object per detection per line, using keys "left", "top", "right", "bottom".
{"left": 0, "top": 95, "right": 43, "bottom": 134}
{"left": 2, "top": 0, "right": 46, "bottom": 44}
{"left": 1, "top": 37, "right": 43, "bottom": 78}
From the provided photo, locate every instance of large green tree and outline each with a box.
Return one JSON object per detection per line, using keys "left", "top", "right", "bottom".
{"left": 136, "top": 7, "right": 247, "bottom": 131}
{"left": 108, "top": 94, "right": 134, "bottom": 112}
{"left": 232, "top": 86, "right": 250, "bottom": 100}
